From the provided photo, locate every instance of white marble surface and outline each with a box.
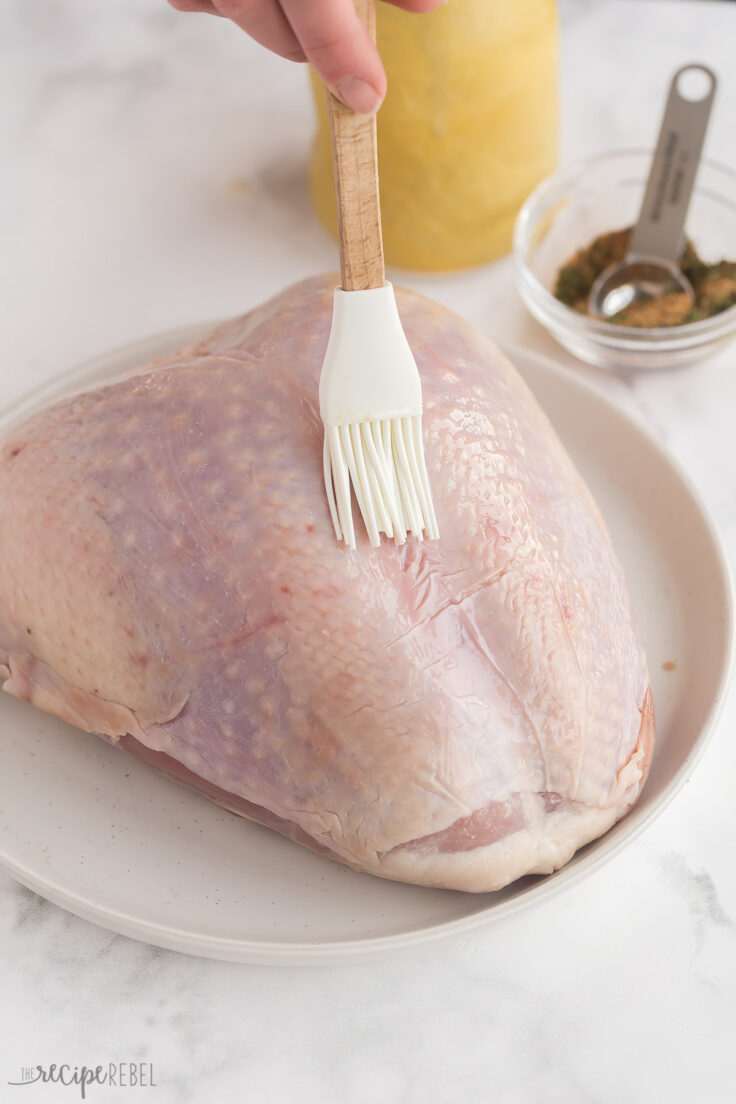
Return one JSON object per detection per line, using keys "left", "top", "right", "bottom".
{"left": 2, "top": 0, "right": 736, "bottom": 1100}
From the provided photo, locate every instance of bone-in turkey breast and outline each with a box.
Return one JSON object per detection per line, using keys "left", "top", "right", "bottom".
{"left": 0, "top": 276, "right": 653, "bottom": 892}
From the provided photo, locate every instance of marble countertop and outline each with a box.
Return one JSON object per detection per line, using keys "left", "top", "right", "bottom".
{"left": 2, "top": 0, "right": 736, "bottom": 1100}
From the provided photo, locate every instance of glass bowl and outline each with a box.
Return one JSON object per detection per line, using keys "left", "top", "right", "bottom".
{"left": 513, "top": 149, "right": 736, "bottom": 371}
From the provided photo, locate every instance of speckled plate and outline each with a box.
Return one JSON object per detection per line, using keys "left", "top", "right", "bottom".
{"left": 0, "top": 331, "right": 732, "bottom": 964}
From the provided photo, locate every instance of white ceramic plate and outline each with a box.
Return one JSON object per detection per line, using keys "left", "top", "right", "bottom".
{"left": 0, "top": 331, "right": 732, "bottom": 964}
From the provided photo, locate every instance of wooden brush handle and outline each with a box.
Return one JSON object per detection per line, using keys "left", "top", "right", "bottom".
{"left": 326, "top": 0, "right": 385, "bottom": 292}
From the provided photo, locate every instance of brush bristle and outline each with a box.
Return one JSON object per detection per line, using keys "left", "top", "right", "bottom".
{"left": 323, "top": 416, "right": 439, "bottom": 550}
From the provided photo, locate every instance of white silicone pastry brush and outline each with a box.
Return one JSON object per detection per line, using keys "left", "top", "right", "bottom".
{"left": 319, "top": 0, "right": 438, "bottom": 550}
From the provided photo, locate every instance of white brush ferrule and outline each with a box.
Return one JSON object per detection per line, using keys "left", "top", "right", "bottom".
{"left": 319, "top": 284, "right": 423, "bottom": 426}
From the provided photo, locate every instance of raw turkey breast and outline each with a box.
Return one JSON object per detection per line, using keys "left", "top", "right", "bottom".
{"left": 0, "top": 276, "right": 653, "bottom": 892}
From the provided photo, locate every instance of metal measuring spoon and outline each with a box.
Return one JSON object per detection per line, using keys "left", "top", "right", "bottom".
{"left": 589, "top": 64, "right": 717, "bottom": 321}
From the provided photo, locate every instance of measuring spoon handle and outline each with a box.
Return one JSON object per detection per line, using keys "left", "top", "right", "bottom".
{"left": 629, "top": 64, "right": 717, "bottom": 264}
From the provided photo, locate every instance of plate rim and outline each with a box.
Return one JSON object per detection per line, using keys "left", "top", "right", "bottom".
{"left": 1, "top": 327, "right": 733, "bottom": 964}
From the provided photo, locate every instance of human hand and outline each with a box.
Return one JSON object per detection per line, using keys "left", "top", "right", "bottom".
{"left": 167, "top": 0, "right": 445, "bottom": 114}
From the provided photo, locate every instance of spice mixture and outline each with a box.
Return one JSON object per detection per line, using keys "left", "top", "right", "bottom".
{"left": 554, "top": 227, "right": 736, "bottom": 327}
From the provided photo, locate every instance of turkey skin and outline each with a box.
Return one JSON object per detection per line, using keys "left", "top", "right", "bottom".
{"left": 0, "top": 276, "right": 653, "bottom": 892}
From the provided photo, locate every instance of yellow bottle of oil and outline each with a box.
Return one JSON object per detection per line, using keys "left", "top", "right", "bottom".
{"left": 309, "top": 0, "right": 558, "bottom": 271}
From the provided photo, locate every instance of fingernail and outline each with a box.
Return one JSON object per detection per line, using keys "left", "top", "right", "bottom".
{"left": 334, "top": 76, "right": 382, "bottom": 115}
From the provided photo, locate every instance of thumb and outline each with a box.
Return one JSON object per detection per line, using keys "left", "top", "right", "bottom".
{"left": 281, "top": 0, "right": 386, "bottom": 114}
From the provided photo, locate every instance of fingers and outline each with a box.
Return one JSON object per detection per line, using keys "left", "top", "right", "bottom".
{"left": 386, "top": 0, "right": 446, "bottom": 10}
{"left": 167, "top": 0, "right": 220, "bottom": 13}
{"left": 214, "top": 0, "right": 306, "bottom": 61}
{"left": 281, "top": 0, "right": 385, "bottom": 113}
{"left": 166, "top": 0, "right": 445, "bottom": 112}
{"left": 170, "top": 0, "right": 305, "bottom": 60}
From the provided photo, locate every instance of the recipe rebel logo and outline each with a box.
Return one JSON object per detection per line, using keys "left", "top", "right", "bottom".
{"left": 8, "top": 1063, "right": 157, "bottom": 1098}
